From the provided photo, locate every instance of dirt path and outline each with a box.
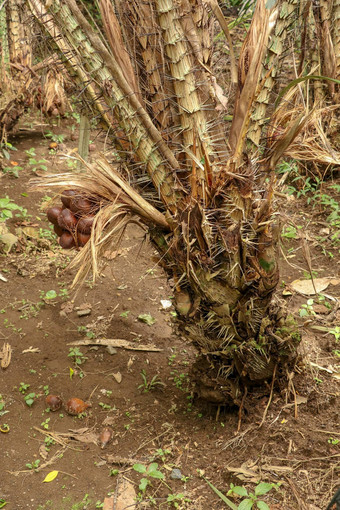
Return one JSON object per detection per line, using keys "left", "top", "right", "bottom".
{"left": 0, "top": 118, "right": 339, "bottom": 510}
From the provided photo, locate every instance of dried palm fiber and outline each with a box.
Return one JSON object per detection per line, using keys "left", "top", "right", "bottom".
{"left": 38, "top": 68, "right": 70, "bottom": 116}
{"left": 0, "top": 0, "right": 36, "bottom": 135}
{"left": 313, "top": 0, "right": 337, "bottom": 99}
{"left": 268, "top": 82, "right": 340, "bottom": 169}
{"left": 247, "top": 0, "right": 298, "bottom": 147}
{"left": 107, "top": 0, "right": 177, "bottom": 141}
{"left": 334, "top": 0, "right": 340, "bottom": 82}
{"left": 6, "top": 0, "right": 32, "bottom": 67}
{"left": 28, "top": 0, "right": 306, "bottom": 404}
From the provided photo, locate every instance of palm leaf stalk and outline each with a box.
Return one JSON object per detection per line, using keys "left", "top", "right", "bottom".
{"left": 29, "top": 0, "right": 304, "bottom": 405}
{"left": 247, "top": 0, "right": 298, "bottom": 148}
{"left": 0, "top": 0, "right": 35, "bottom": 136}
{"left": 334, "top": 0, "right": 340, "bottom": 80}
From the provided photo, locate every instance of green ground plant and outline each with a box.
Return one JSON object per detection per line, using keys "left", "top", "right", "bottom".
{"left": 138, "top": 370, "right": 165, "bottom": 392}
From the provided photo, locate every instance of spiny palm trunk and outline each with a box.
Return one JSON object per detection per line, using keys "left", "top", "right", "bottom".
{"left": 332, "top": 0, "right": 340, "bottom": 100}
{"left": 28, "top": 0, "right": 302, "bottom": 405}
{"left": 0, "top": 0, "right": 34, "bottom": 136}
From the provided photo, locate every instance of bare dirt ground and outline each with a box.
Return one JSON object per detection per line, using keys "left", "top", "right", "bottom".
{"left": 0, "top": 116, "right": 339, "bottom": 510}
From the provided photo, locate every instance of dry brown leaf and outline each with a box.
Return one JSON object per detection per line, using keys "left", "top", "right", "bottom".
{"left": 290, "top": 278, "right": 337, "bottom": 295}
{"left": 103, "top": 497, "right": 114, "bottom": 510}
{"left": 112, "top": 371, "right": 122, "bottom": 384}
{"left": 114, "top": 478, "right": 137, "bottom": 509}
{"left": 103, "top": 417, "right": 115, "bottom": 426}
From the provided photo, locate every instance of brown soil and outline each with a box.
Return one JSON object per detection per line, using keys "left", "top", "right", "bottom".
{"left": 0, "top": 117, "right": 339, "bottom": 510}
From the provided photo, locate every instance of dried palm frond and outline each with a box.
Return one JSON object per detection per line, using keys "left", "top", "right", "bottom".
{"left": 228, "top": 0, "right": 279, "bottom": 161}
{"left": 268, "top": 80, "right": 340, "bottom": 170}
{"left": 39, "top": 68, "right": 70, "bottom": 116}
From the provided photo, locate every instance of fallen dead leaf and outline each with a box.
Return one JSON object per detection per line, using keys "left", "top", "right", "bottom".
{"left": 112, "top": 371, "right": 122, "bottom": 384}
{"left": 76, "top": 302, "right": 92, "bottom": 311}
{"left": 103, "top": 496, "right": 114, "bottom": 510}
{"left": 114, "top": 477, "right": 136, "bottom": 509}
{"left": 290, "top": 278, "right": 338, "bottom": 295}
{"left": 102, "top": 417, "right": 115, "bottom": 426}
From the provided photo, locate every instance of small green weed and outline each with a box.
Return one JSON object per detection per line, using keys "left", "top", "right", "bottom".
{"left": 138, "top": 369, "right": 165, "bottom": 392}
{"left": 227, "top": 481, "right": 280, "bottom": 510}
{"left": 133, "top": 462, "right": 164, "bottom": 492}
{"left": 19, "top": 382, "right": 30, "bottom": 394}
{"left": 26, "top": 459, "right": 40, "bottom": 470}
{"left": 45, "top": 131, "right": 65, "bottom": 143}
{"left": 27, "top": 157, "right": 48, "bottom": 173}
{"left": 329, "top": 326, "right": 340, "bottom": 342}
{"left": 299, "top": 299, "right": 316, "bottom": 318}
{"left": 24, "top": 393, "right": 37, "bottom": 407}
{"left": 0, "top": 197, "right": 27, "bottom": 222}
{"left": 2, "top": 165, "right": 23, "bottom": 178}
{"left": 77, "top": 325, "right": 96, "bottom": 339}
{"left": 68, "top": 347, "right": 87, "bottom": 365}
{"left": 1, "top": 141, "right": 17, "bottom": 160}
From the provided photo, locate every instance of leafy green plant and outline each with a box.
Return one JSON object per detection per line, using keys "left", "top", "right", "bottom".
{"left": 28, "top": 157, "right": 48, "bottom": 173}
{"left": 45, "top": 131, "right": 65, "bottom": 143}
{"left": 203, "top": 477, "right": 279, "bottom": 510}
{"left": 2, "top": 165, "right": 23, "bottom": 178}
{"left": 133, "top": 462, "right": 164, "bottom": 492}
{"left": 98, "top": 402, "right": 112, "bottom": 410}
{"left": 328, "top": 437, "right": 339, "bottom": 445}
{"left": 299, "top": 299, "right": 316, "bottom": 318}
{"left": 0, "top": 498, "right": 8, "bottom": 508}
{"left": 24, "top": 393, "right": 37, "bottom": 407}
{"left": 25, "top": 147, "right": 36, "bottom": 157}
{"left": 153, "top": 448, "right": 171, "bottom": 461}
{"left": 0, "top": 141, "right": 17, "bottom": 160}
{"left": 171, "top": 370, "right": 190, "bottom": 392}
{"left": 138, "top": 313, "right": 156, "bottom": 325}
{"left": 26, "top": 459, "right": 40, "bottom": 470}
{"left": 77, "top": 325, "right": 96, "bottom": 339}
{"left": 41, "top": 418, "right": 50, "bottom": 430}
{"left": 44, "top": 436, "right": 55, "bottom": 448}
{"left": 19, "top": 382, "right": 30, "bottom": 394}
{"left": 0, "top": 197, "right": 26, "bottom": 222}
{"left": 329, "top": 326, "right": 340, "bottom": 342}
{"left": 281, "top": 225, "right": 298, "bottom": 239}
{"left": 227, "top": 482, "right": 279, "bottom": 510}
{"left": 68, "top": 347, "right": 87, "bottom": 365}
{"left": 167, "top": 493, "right": 191, "bottom": 508}
{"left": 40, "top": 290, "right": 57, "bottom": 301}
{"left": 138, "top": 369, "right": 165, "bottom": 392}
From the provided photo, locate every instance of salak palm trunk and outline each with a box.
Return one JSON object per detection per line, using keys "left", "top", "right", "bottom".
{"left": 0, "top": 0, "right": 33, "bottom": 136}
{"left": 28, "top": 0, "right": 304, "bottom": 405}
